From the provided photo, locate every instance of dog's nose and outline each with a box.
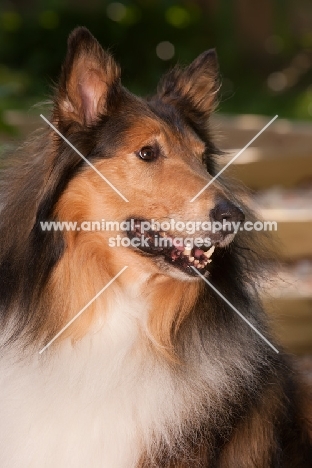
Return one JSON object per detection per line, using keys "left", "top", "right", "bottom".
{"left": 210, "top": 200, "right": 245, "bottom": 224}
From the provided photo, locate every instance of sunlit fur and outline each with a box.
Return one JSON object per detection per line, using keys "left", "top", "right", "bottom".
{"left": 0, "top": 28, "right": 311, "bottom": 467}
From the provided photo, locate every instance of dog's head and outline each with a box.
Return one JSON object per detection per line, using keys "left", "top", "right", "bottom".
{"left": 53, "top": 27, "right": 245, "bottom": 282}
{"left": 0, "top": 28, "right": 273, "bottom": 353}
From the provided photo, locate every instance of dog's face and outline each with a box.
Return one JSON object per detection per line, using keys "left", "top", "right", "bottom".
{"left": 54, "top": 28, "right": 244, "bottom": 281}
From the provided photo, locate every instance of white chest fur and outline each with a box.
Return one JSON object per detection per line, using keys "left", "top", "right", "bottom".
{"left": 0, "top": 292, "right": 241, "bottom": 468}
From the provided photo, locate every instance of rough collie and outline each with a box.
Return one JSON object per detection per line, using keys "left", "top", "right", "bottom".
{"left": 0, "top": 27, "right": 311, "bottom": 467}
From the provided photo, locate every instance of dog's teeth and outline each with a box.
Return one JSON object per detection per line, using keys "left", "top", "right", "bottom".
{"left": 183, "top": 248, "right": 192, "bottom": 256}
{"left": 194, "top": 260, "right": 199, "bottom": 266}
{"left": 204, "top": 245, "right": 215, "bottom": 259}
{"left": 189, "top": 256, "right": 194, "bottom": 262}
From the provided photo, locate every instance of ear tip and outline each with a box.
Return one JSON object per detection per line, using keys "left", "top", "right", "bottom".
{"left": 200, "top": 49, "right": 219, "bottom": 68}
{"left": 67, "top": 27, "right": 96, "bottom": 49}
{"left": 207, "top": 48, "right": 217, "bottom": 56}
{"left": 68, "top": 26, "right": 93, "bottom": 39}
{"left": 207, "top": 48, "right": 218, "bottom": 59}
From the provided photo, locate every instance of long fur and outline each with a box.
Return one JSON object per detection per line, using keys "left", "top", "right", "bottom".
{"left": 0, "top": 28, "right": 311, "bottom": 467}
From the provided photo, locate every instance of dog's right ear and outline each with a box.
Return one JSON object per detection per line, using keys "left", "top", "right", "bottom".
{"left": 53, "top": 27, "right": 121, "bottom": 128}
{"left": 157, "top": 50, "right": 219, "bottom": 134}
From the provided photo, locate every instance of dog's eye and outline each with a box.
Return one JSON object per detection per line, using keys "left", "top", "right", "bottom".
{"left": 137, "top": 146, "right": 158, "bottom": 162}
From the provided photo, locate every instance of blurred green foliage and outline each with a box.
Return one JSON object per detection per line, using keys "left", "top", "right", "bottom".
{"left": 0, "top": 0, "right": 312, "bottom": 130}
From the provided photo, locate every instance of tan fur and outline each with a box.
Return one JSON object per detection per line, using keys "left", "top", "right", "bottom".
{"left": 147, "top": 278, "right": 201, "bottom": 361}
{"left": 48, "top": 113, "right": 221, "bottom": 352}
{"left": 1, "top": 28, "right": 310, "bottom": 468}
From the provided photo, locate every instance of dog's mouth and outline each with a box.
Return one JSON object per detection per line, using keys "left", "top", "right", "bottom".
{"left": 126, "top": 218, "right": 216, "bottom": 276}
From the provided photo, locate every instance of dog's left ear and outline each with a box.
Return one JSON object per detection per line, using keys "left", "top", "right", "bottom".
{"left": 157, "top": 50, "right": 219, "bottom": 127}
{"left": 54, "top": 27, "right": 121, "bottom": 127}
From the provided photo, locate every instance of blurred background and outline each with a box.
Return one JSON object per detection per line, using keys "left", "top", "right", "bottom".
{"left": 1, "top": 0, "right": 312, "bottom": 120}
{"left": 0, "top": 0, "right": 311, "bottom": 364}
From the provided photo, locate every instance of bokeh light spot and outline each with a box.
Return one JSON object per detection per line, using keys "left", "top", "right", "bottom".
{"left": 267, "top": 72, "right": 287, "bottom": 92}
{"left": 1, "top": 11, "right": 22, "bottom": 32}
{"left": 156, "top": 41, "right": 175, "bottom": 60}
{"left": 165, "top": 6, "right": 190, "bottom": 28}
{"left": 107, "top": 3, "right": 127, "bottom": 22}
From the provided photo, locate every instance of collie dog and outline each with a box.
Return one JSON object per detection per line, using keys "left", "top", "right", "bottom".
{"left": 0, "top": 27, "right": 311, "bottom": 467}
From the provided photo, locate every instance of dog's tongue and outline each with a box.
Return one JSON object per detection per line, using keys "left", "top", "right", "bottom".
{"left": 171, "top": 239, "right": 205, "bottom": 259}
{"left": 194, "top": 248, "right": 204, "bottom": 258}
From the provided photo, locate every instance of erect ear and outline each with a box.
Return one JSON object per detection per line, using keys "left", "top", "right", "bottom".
{"left": 157, "top": 50, "right": 219, "bottom": 127}
{"left": 53, "top": 27, "right": 121, "bottom": 127}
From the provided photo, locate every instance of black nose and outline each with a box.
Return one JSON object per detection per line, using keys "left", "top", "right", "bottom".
{"left": 210, "top": 200, "right": 245, "bottom": 224}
